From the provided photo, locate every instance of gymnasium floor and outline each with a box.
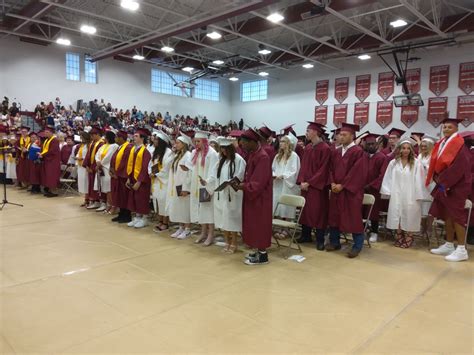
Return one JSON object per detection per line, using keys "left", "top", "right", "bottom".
{"left": 0, "top": 187, "right": 472, "bottom": 354}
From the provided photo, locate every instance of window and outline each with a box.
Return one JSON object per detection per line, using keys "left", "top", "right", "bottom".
{"left": 194, "top": 78, "right": 220, "bottom": 101}
{"left": 151, "top": 68, "right": 191, "bottom": 97}
{"left": 84, "top": 55, "right": 97, "bottom": 84}
{"left": 65, "top": 52, "right": 80, "bottom": 81}
{"left": 241, "top": 79, "right": 268, "bottom": 102}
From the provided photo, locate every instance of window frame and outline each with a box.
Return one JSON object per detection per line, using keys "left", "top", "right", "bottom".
{"left": 240, "top": 79, "right": 268, "bottom": 102}
{"left": 65, "top": 52, "right": 80, "bottom": 81}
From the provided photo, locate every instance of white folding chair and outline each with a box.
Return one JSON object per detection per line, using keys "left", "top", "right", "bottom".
{"left": 59, "top": 166, "right": 78, "bottom": 195}
{"left": 272, "top": 194, "right": 306, "bottom": 256}
{"left": 431, "top": 199, "right": 472, "bottom": 246}
{"left": 341, "top": 193, "right": 375, "bottom": 247}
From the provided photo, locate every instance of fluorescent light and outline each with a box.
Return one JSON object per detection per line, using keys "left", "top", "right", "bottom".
{"left": 206, "top": 31, "right": 222, "bottom": 40}
{"left": 182, "top": 67, "right": 194, "bottom": 72}
{"left": 212, "top": 60, "right": 225, "bottom": 65}
{"left": 229, "top": 77, "right": 239, "bottom": 81}
{"left": 121, "top": 0, "right": 139, "bottom": 11}
{"left": 258, "top": 49, "right": 272, "bottom": 55}
{"left": 80, "top": 24, "right": 96, "bottom": 34}
{"left": 358, "top": 54, "right": 371, "bottom": 60}
{"left": 302, "top": 63, "right": 314, "bottom": 69}
{"left": 161, "top": 46, "right": 174, "bottom": 53}
{"left": 390, "top": 19, "right": 407, "bottom": 28}
{"left": 266, "top": 13, "right": 284, "bottom": 23}
{"left": 133, "top": 54, "right": 144, "bottom": 60}
{"left": 259, "top": 71, "right": 269, "bottom": 77}
{"left": 208, "top": 65, "right": 219, "bottom": 70}
{"left": 56, "top": 38, "right": 71, "bottom": 46}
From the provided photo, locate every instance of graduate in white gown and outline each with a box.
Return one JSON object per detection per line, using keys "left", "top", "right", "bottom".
{"left": 149, "top": 131, "right": 174, "bottom": 233}
{"left": 272, "top": 135, "right": 301, "bottom": 221}
{"left": 381, "top": 138, "right": 424, "bottom": 248}
{"left": 6, "top": 135, "right": 17, "bottom": 182}
{"left": 168, "top": 134, "right": 193, "bottom": 240}
{"left": 208, "top": 137, "right": 246, "bottom": 253}
{"left": 416, "top": 135, "right": 436, "bottom": 234}
{"left": 75, "top": 132, "right": 90, "bottom": 205}
{"left": 95, "top": 130, "right": 119, "bottom": 213}
{"left": 189, "top": 131, "right": 219, "bottom": 246}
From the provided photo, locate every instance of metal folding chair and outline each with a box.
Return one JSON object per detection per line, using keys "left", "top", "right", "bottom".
{"left": 272, "top": 194, "right": 306, "bottom": 256}
{"left": 59, "top": 166, "right": 78, "bottom": 195}
{"left": 431, "top": 199, "right": 472, "bottom": 246}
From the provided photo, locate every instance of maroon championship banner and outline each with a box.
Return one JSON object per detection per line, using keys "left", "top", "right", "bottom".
{"left": 457, "top": 95, "right": 474, "bottom": 127}
{"left": 376, "top": 101, "right": 393, "bottom": 128}
{"left": 406, "top": 68, "right": 421, "bottom": 93}
{"left": 315, "top": 80, "right": 329, "bottom": 105}
{"left": 400, "top": 106, "right": 419, "bottom": 128}
{"left": 427, "top": 97, "right": 448, "bottom": 127}
{"left": 355, "top": 74, "right": 371, "bottom": 102}
{"left": 354, "top": 102, "right": 370, "bottom": 128}
{"left": 459, "top": 62, "right": 474, "bottom": 95}
{"left": 429, "top": 65, "right": 449, "bottom": 96}
{"left": 378, "top": 72, "right": 394, "bottom": 100}
{"left": 333, "top": 104, "right": 348, "bottom": 127}
{"left": 314, "top": 105, "right": 328, "bottom": 125}
{"left": 334, "top": 77, "right": 349, "bottom": 103}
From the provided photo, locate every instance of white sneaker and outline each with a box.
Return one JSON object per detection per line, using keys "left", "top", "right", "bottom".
{"left": 369, "top": 233, "right": 378, "bottom": 243}
{"left": 171, "top": 228, "right": 183, "bottom": 238}
{"left": 96, "top": 202, "right": 107, "bottom": 212}
{"left": 127, "top": 217, "right": 138, "bottom": 227}
{"left": 430, "top": 242, "right": 455, "bottom": 256}
{"left": 445, "top": 248, "right": 469, "bottom": 262}
{"left": 134, "top": 217, "right": 148, "bottom": 229}
{"left": 177, "top": 230, "right": 191, "bottom": 240}
{"left": 86, "top": 201, "right": 100, "bottom": 209}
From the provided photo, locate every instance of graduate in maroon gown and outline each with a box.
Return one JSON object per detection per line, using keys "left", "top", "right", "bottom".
{"left": 233, "top": 128, "right": 272, "bottom": 265}
{"left": 60, "top": 135, "right": 74, "bottom": 165}
{"left": 381, "top": 127, "right": 405, "bottom": 158}
{"left": 296, "top": 122, "right": 331, "bottom": 249}
{"left": 258, "top": 125, "right": 276, "bottom": 161}
{"left": 363, "top": 133, "right": 389, "bottom": 243}
{"left": 110, "top": 130, "right": 133, "bottom": 223}
{"left": 466, "top": 133, "right": 474, "bottom": 244}
{"left": 82, "top": 127, "right": 104, "bottom": 209}
{"left": 229, "top": 130, "right": 248, "bottom": 161}
{"left": 15, "top": 126, "right": 30, "bottom": 188}
{"left": 327, "top": 123, "right": 369, "bottom": 258}
{"left": 126, "top": 128, "right": 152, "bottom": 229}
{"left": 39, "top": 126, "right": 61, "bottom": 197}
{"left": 428, "top": 119, "right": 472, "bottom": 262}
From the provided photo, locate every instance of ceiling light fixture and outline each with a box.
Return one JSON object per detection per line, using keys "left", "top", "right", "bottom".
{"left": 259, "top": 71, "right": 269, "bottom": 77}
{"left": 302, "top": 63, "right": 314, "bottom": 69}
{"left": 212, "top": 60, "right": 225, "bottom": 65}
{"left": 161, "top": 46, "right": 174, "bottom": 53}
{"left": 132, "top": 54, "right": 145, "bottom": 60}
{"left": 182, "top": 67, "right": 194, "bottom": 72}
{"left": 358, "top": 54, "right": 371, "bottom": 60}
{"left": 121, "top": 0, "right": 139, "bottom": 11}
{"left": 56, "top": 38, "right": 71, "bottom": 46}
{"left": 258, "top": 49, "right": 272, "bottom": 55}
{"left": 390, "top": 19, "right": 407, "bottom": 28}
{"left": 229, "top": 77, "right": 239, "bottom": 81}
{"left": 206, "top": 31, "right": 222, "bottom": 40}
{"left": 80, "top": 24, "right": 96, "bottom": 34}
{"left": 266, "top": 13, "right": 284, "bottom": 23}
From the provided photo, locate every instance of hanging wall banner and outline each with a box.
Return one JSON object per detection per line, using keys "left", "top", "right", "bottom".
{"left": 427, "top": 97, "right": 448, "bottom": 127}
{"left": 429, "top": 65, "right": 449, "bottom": 96}
{"left": 355, "top": 74, "right": 371, "bottom": 102}
{"left": 459, "top": 62, "right": 474, "bottom": 95}
{"left": 354, "top": 102, "right": 370, "bottom": 128}
{"left": 314, "top": 105, "right": 328, "bottom": 125}
{"left": 376, "top": 101, "right": 393, "bottom": 129}
{"left": 457, "top": 95, "right": 474, "bottom": 127}
{"left": 315, "top": 80, "right": 329, "bottom": 105}
{"left": 406, "top": 68, "right": 421, "bottom": 93}
{"left": 378, "top": 72, "right": 394, "bottom": 100}
{"left": 334, "top": 77, "right": 349, "bottom": 103}
{"left": 400, "top": 106, "right": 419, "bottom": 128}
{"left": 333, "top": 104, "right": 348, "bottom": 127}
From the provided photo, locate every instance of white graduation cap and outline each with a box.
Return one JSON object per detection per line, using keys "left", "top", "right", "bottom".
{"left": 177, "top": 133, "right": 193, "bottom": 147}
{"left": 285, "top": 134, "right": 298, "bottom": 150}
{"left": 421, "top": 135, "right": 437, "bottom": 144}
{"left": 153, "top": 129, "right": 171, "bottom": 144}
{"left": 217, "top": 137, "right": 235, "bottom": 147}
{"left": 398, "top": 137, "right": 417, "bottom": 146}
{"left": 194, "top": 130, "right": 210, "bottom": 139}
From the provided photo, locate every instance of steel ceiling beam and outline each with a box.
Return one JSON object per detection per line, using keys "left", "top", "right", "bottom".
{"left": 399, "top": 0, "right": 448, "bottom": 38}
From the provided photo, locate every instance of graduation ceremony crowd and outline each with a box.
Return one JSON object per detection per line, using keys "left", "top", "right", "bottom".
{"left": 1, "top": 96, "right": 473, "bottom": 265}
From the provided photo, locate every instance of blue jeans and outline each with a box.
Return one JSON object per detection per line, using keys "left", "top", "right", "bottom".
{"left": 329, "top": 227, "right": 364, "bottom": 252}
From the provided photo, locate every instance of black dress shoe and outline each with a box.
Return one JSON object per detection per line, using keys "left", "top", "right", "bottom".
{"left": 316, "top": 243, "right": 325, "bottom": 251}
{"left": 325, "top": 244, "right": 342, "bottom": 252}
{"left": 347, "top": 249, "right": 360, "bottom": 258}
{"left": 118, "top": 218, "right": 132, "bottom": 224}
{"left": 111, "top": 216, "right": 121, "bottom": 222}
{"left": 44, "top": 192, "right": 58, "bottom": 198}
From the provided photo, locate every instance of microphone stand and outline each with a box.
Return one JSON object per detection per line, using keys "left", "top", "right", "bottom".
{"left": 0, "top": 147, "right": 24, "bottom": 210}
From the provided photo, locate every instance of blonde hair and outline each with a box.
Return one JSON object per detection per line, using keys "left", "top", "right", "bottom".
{"left": 395, "top": 142, "right": 416, "bottom": 169}
{"left": 172, "top": 142, "right": 188, "bottom": 171}
{"left": 276, "top": 137, "right": 292, "bottom": 163}
{"left": 420, "top": 140, "right": 434, "bottom": 158}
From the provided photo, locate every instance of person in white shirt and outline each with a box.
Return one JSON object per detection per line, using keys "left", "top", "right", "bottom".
{"left": 381, "top": 138, "right": 424, "bottom": 248}
{"left": 75, "top": 132, "right": 90, "bottom": 206}
{"left": 168, "top": 134, "right": 193, "bottom": 240}
{"left": 94, "top": 130, "right": 119, "bottom": 213}
{"left": 149, "top": 131, "right": 174, "bottom": 233}
{"left": 208, "top": 137, "right": 246, "bottom": 253}
{"left": 417, "top": 135, "right": 436, "bottom": 235}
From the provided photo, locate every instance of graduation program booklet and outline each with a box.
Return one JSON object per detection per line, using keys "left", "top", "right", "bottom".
{"left": 214, "top": 177, "right": 241, "bottom": 192}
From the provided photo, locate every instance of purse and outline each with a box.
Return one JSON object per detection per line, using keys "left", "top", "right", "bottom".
{"left": 199, "top": 187, "right": 211, "bottom": 203}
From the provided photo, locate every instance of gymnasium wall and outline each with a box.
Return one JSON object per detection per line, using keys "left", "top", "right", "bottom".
{"left": 229, "top": 43, "right": 474, "bottom": 137}
{"left": 0, "top": 38, "right": 231, "bottom": 124}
